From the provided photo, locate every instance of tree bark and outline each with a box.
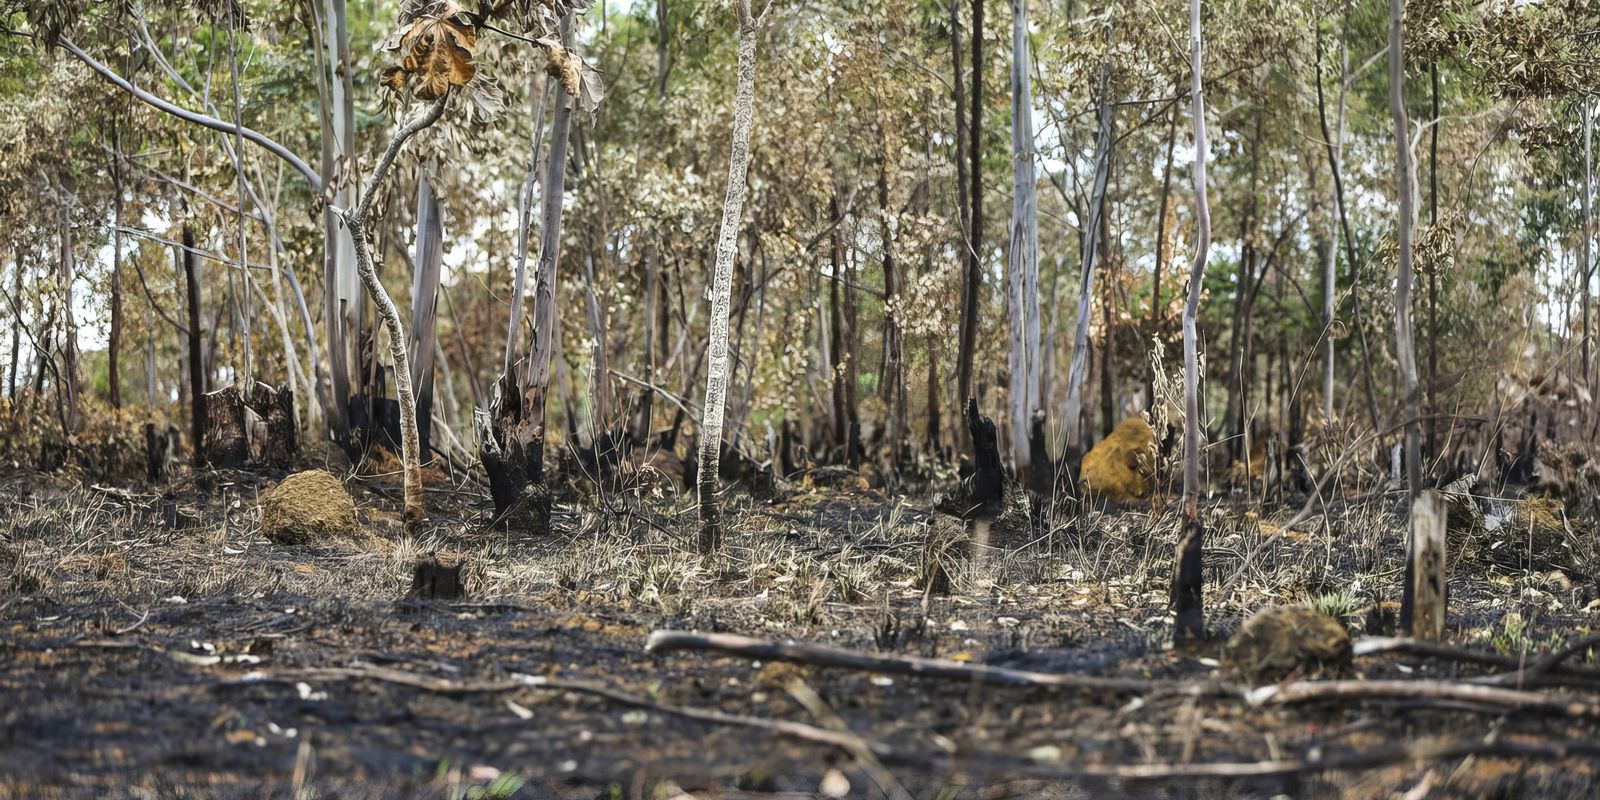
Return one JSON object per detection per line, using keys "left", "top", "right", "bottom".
{"left": 1063, "top": 63, "right": 1114, "bottom": 466}
{"left": 409, "top": 174, "right": 445, "bottom": 462}
{"left": 1005, "top": 0, "right": 1042, "bottom": 488}
{"left": 955, "top": 0, "right": 984, "bottom": 421}
{"left": 108, "top": 130, "right": 124, "bottom": 409}
{"left": 56, "top": 180, "right": 81, "bottom": 437}
{"left": 698, "top": 0, "right": 768, "bottom": 552}
{"left": 1174, "top": 0, "right": 1211, "bottom": 644}
{"left": 1390, "top": 0, "right": 1423, "bottom": 628}
{"left": 182, "top": 222, "right": 205, "bottom": 465}
{"left": 343, "top": 95, "right": 449, "bottom": 526}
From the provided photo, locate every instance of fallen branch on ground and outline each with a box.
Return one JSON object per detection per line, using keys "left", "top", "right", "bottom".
{"left": 1356, "top": 636, "right": 1600, "bottom": 689}
{"left": 646, "top": 630, "right": 1224, "bottom": 696}
{"left": 224, "top": 664, "right": 895, "bottom": 758}
{"left": 1249, "top": 678, "right": 1600, "bottom": 718}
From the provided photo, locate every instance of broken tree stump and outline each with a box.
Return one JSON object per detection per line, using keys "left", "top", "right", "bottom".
{"left": 407, "top": 553, "right": 467, "bottom": 600}
{"left": 144, "top": 423, "right": 180, "bottom": 483}
{"left": 202, "top": 382, "right": 298, "bottom": 469}
{"left": 1405, "top": 489, "right": 1448, "bottom": 640}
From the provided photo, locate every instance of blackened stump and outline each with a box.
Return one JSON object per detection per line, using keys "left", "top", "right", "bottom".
{"left": 407, "top": 553, "right": 466, "bottom": 600}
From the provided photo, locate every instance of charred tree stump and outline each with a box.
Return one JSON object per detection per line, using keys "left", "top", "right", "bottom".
{"left": 144, "top": 423, "right": 180, "bottom": 483}
{"left": 1173, "top": 514, "right": 1205, "bottom": 643}
{"left": 203, "top": 387, "right": 249, "bottom": 468}
{"left": 407, "top": 553, "right": 466, "bottom": 600}
{"left": 1402, "top": 488, "right": 1448, "bottom": 640}
{"left": 965, "top": 398, "right": 1004, "bottom": 521}
{"left": 476, "top": 372, "right": 551, "bottom": 534}
{"left": 1027, "top": 409, "right": 1053, "bottom": 497}
{"left": 964, "top": 398, "right": 1005, "bottom": 563}
{"left": 202, "top": 383, "right": 298, "bottom": 469}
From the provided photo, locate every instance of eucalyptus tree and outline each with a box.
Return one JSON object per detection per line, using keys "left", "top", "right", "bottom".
{"left": 698, "top": 0, "right": 773, "bottom": 553}
{"left": 1173, "top": 0, "right": 1212, "bottom": 644}
{"left": 1005, "top": 0, "right": 1042, "bottom": 488}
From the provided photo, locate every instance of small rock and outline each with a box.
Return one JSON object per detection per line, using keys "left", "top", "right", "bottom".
{"left": 259, "top": 470, "right": 358, "bottom": 545}
{"left": 1224, "top": 606, "right": 1351, "bottom": 682}
{"left": 819, "top": 769, "right": 850, "bottom": 798}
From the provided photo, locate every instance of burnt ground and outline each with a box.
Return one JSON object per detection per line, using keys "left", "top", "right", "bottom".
{"left": 1, "top": 463, "right": 1599, "bottom": 800}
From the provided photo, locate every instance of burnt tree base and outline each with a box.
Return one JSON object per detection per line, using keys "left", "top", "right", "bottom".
{"left": 1173, "top": 514, "right": 1206, "bottom": 644}
{"left": 964, "top": 397, "right": 1004, "bottom": 521}
{"left": 477, "top": 373, "right": 552, "bottom": 535}
{"left": 144, "top": 423, "right": 180, "bottom": 483}
{"left": 202, "top": 383, "right": 297, "bottom": 469}
{"left": 407, "top": 553, "right": 466, "bottom": 600}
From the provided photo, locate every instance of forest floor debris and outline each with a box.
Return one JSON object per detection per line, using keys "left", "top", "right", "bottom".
{"left": 0, "top": 468, "right": 1598, "bottom": 798}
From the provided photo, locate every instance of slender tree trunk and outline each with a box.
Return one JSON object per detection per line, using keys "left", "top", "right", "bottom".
{"left": 1006, "top": 0, "right": 1042, "bottom": 486}
{"left": 7, "top": 255, "right": 20, "bottom": 398}
{"left": 655, "top": 0, "right": 671, "bottom": 95}
{"left": 1149, "top": 103, "right": 1178, "bottom": 408}
{"left": 828, "top": 190, "right": 847, "bottom": 454}
{"left": 1099, "top": 202, "right": 1115, "bottom": 441}
{"left": 478, "top": 14, "right": 576, "bottom": 530}
{"left": 505, "top": 76, "right": 552, "bottom": 377}
{"left": 1390, "top": 0, "right": 1419, "bottom": 501}
{"left": 182, "top": 222, "right": 205, "bottom": 465}
{"left": 1174, "top": 0, "right": 1211, "bottom": 644}
{"left": 1426, "top": 62, "right": 1439, "bottom": 456}
{"left": 109, "top": 130, "right": 124, "bottom": 408}
{"left": 311, "top": 0, "right": 357, "bottom": 441}
{"left": 956, "top": 0, "right": 984, "bottom": 415}
{"left": 1580, "top": 98, "right": 1593, "bottom": 385}
{"left": 878, "top": 154, "right": 907, "bottom": 465}
{"left": 409, "top": 174, "right": 445, "bottom": 462}
{"left": 343, "top": 96, "right": 448, "bottom": 525}
{"left": 1225, "top": 107, "right": 1263, "bottom": 464}
{"left": 1390, "top": 0, "right": 1424, "bottom": 630}
{"left": 1063, "top": 63, "right": 1113, "bottom": 465}
{"left": 1315, "top": 14, "right": 1382, "bottom": 434}
{"left": 698, "top": 0, "right": 768, "bottom": 552}
{"left": 57, "top": 181, "right": 81, "bottom": 436}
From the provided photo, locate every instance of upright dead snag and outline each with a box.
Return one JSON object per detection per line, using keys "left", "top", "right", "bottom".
{"left": 697, "top": 0, "right": 771, "bottom": 553}
{"left": 1174, "top": 0, "right": 1212, "bottom": 644}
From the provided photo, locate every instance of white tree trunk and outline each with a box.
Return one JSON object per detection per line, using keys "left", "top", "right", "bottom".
{"left": 1063, "top": 62, "right": 1114, "bottom": 462}
{"left": 1174, "top": 0, "right": 1212, "bottom": 642}
{"left": 343, "top": 96, "right": 448, "bottom": 526}
{"left": 698, "top": 0, "right": 767, "bottom": 552}
{"left": 1390, "top": 0, "right": 1419, "bottom": 500}
{"left": 1006, "top": 0, "right": 1041, "bottom": 482}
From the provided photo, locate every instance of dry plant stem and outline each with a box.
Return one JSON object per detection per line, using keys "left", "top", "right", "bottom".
{"left": 343, "top": 94, "right": 449, "bottom": 525}
{"left": 646, "top": 630, "right": 1213, "bottom": 695}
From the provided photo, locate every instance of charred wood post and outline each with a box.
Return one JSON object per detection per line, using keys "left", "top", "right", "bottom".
{"left": 144, "top": 423, "right": 180, "bottom": 483}
{"left": 1402, "top": 488, "right": 1447, "bottom": 640}
{"left": 964, "top": 398, "right": 1005, "bottom": 565}
{"left": 477, "top": 372, "right": 552, "bottom": 533}
{"left": 407, "top": 553, "right": 466, "bottom": 601}
{"left": 201, "top": 383, "right": 298, "bottom": 469}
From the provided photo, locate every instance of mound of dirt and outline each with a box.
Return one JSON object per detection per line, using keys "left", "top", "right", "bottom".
{"left": 259, "top": 470, "right": 359, "bottom": 545}
{"left": 1081, "top": 417, "right": 1155, "bottom": 501}
{"left": 1224, "top": 606, "right": 1351, "bottom": 682}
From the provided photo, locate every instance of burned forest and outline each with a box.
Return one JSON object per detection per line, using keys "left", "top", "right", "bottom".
{"left": 2, "top": 0, "right": 1600, "bottom": 797}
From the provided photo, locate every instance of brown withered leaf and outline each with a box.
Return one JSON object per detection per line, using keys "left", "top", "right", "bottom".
{"left": 386, "top": 16, "right": 479, "bottom": 100}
